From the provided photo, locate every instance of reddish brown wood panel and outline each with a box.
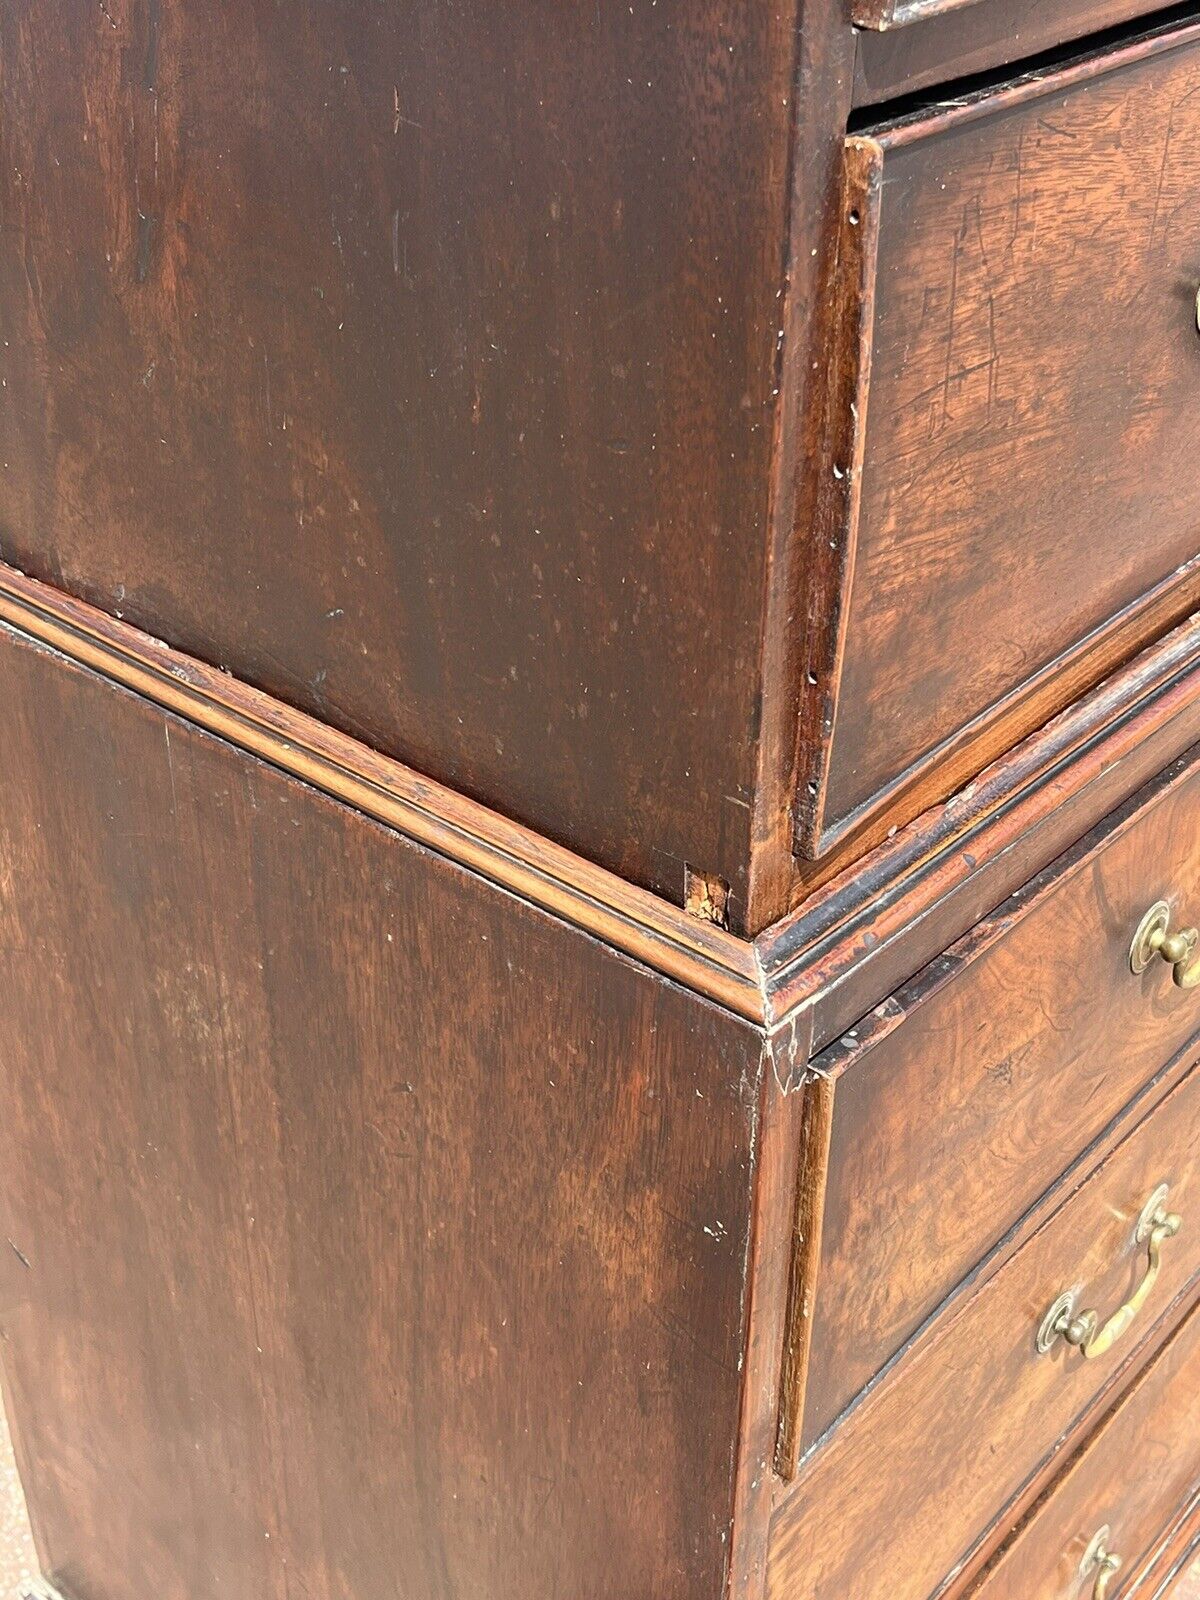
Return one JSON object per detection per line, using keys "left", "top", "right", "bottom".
{"left": 767, "top": 1061, "right": 1200, "bottom": 1600}
{"left": 803, "top": 745, "right": 1200, "bottom": 1449}
{"left": 853, "top": 0, "right": 1183, "bottom": 106}
{"left": 0, "top": 0, "right": 803, "bottom": 921}
{"left": 971, "top": 1296, "right": 1200, "bottom": 1600}
{"left": 812, "top": 24, "right": 1200, "bottom": 855}
{"left": 0, "top": 623, "right": 767, "bottom": 1600}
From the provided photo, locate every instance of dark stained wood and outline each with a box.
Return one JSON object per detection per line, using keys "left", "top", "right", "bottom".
{"left": 0, "top": 561, "right": 763, "bottom": 1021}
{"left": 767, "top": 1061, "right": 1200, "bottom": 1600}
{"left": 746, "top": 4, "right": 859, "bottom": 935}
{"left": 0, "top": 0, "right": 805, "bottom": 923}
{"left": 970, "top": 1297, "right": 1200, "bottom": 1600}
{"left": 0, "top": 622, "right": 768, "bottom": 1600}
{"left": 854, "top": 0, "right": 1192, "bottom": 107}
{"left": 16, "top": 561, "right": 1200, "bottom": 1051}
{"left": 797, "top": 744, "right": 1200, "bottom": 1451}
{"left": 801, "top": 19, "right": 1200, "bottom": 865}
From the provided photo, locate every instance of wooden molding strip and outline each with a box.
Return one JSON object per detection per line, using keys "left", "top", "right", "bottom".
{"left": 4, "top": 561, "right": 1200, "bottom": 1047}
{"left": 761, "top": 609, "right": 1200, "bottom": 1045}
{"left": 0, "top": 563, "right": 764, "bottom": 1023}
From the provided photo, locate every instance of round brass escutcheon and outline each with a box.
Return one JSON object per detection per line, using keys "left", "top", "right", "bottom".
{"left": 1130, "top": 901, "right": 1200, "bottom": 988}
{"left": 1130, "top": 901, "right": 1172, "bottom": 975}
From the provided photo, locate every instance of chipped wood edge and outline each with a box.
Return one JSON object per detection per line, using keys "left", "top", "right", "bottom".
{"left": 792, "top": 135, "right": 883, "bottom": 860}
{"left": 850, "top": 0, "right": 987, "bottom": 31}
{"left": 0, "top": 563, "right": 765, "bottom": 1023}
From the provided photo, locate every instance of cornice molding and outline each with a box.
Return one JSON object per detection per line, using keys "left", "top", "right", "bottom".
{"left": 3, "top": 562, "right": 1200, "bottom": 1045}
{"left": 0, "top": 564, "right": 764, "bottom": 1022}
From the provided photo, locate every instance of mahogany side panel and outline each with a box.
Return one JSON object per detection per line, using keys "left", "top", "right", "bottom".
{"left": 0, "top": 0, "right": 804, "bottom": 920}
{"left": 0, "top": 624, "right": 766, "bottom": 1600}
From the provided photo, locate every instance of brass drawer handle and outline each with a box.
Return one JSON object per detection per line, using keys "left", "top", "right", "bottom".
{"left": 1130, "top": 901, "right": 1200, "bottom": 989}
{"left": 1081, "top": 1527, "right": 1122, "bottom": 1600}
{"left": 1038, "top": 1185, "right": 1181, "bottom": 1359}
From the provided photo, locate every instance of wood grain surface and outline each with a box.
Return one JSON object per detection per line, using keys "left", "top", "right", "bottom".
{"left": 768, "top": 1061, "right": 1200, "bottom": 1600}
{"left": 800, "top": 746, "right": 1200, "bottom": 1450}
{"left": 853, "top": 0, "right": 1192, "bottom": 105}
{"left": 971, "top": 1296, "right": 1200, "bottom": 1599}
{"left": 0, "top": 622, "right": 767, "bottom": 1600}
{"left": 816, "top": 20, "right": 1200, "bottom": 856}
{"left": 0, "top": 0, "right": 803, "bottom": 921}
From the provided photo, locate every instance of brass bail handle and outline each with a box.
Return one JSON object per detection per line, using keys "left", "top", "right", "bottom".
{"left": 1130, "top": 901, "right": 1200, "bottom": 989}
{"left": 1080, "top": 1527, "right": 1122, "bottom": 1600}
{"left": 1038, "top": 1184, "right": 1182, "bottom": 1360}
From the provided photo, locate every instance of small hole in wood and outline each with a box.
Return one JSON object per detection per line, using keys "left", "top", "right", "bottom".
{"left": 848, "top": 208, "right": 861, "bottom": 226}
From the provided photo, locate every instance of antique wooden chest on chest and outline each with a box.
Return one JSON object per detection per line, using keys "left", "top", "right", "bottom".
{"left": 3, "top": 2, "right": 1200, "bottom": 1596}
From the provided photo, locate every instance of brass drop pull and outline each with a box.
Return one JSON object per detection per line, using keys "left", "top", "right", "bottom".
{"left": 1080, "top": 1527, "right": 1122, "bottom": 1600}
{"left": 1130, "top": 901, "right": 1200, "bottom": 989}
{"left": 1038, "top": 1185, "right": 1181, "bottom": 1359}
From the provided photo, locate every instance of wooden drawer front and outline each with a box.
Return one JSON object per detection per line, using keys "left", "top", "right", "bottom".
{"left": 854, "top": 2, "right": 1178, "bottom": 107}
{"left": 768, "top": 1062, "right": 1200, "bottom": 1600}
{"left": 804, "top": 20, "right": 1200, "bottom": 860}
{"left": 796, "top": 748, "right": 1200, "bottom": 1452}
{"left": 970, "top": 1297, "right": 1200, "bottom": 1600}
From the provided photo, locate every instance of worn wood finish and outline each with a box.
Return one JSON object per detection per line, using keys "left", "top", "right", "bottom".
{"left": 852, "top": 0, "right": 1159, "bottom": 35}
{"left": 767, "top": 1061, "right": 1200, "bottom": 1600}
{"left": 969, "top": 1297, "right": 1200, "bottom": 1600}
{"left": 790, "top": 745, "right": 1200, "bottom": 1454}
{"left": 15, "top": 561, "right": 1200, "bottom": 1047}
{"left": 0, "top": 561, "right": 762, "bottom": 1022}
{"left": 853, "top": 0, "right": 1191, "bottom": 106}
{"left": 852, "top": 0, "right": 986, "bottom": 28}
{"left": 805, "top": 19, "right": 1200, "bottom": 863}
{"left": 0, "top": 623, "right": 768, "bottom": 1600}
{"left": 0, "top": 0, "right": 809, "bottom": 923}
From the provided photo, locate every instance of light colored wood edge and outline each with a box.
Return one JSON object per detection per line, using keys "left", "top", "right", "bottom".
{"left": 871, "top": 12, "right": 1200, "bottom": 144}
{"left": 773, "top": 1068, "right": 835, "bottom": 1480}
{"left": 0, "top": 563, "right": 764, "bottom": 1022}
{"left": 761, "top": 610, "right": 1200, "bottom": 1038}
{"left": 792, "top": 135, "right": 883, "bottom": 858}
{"left": 851, "top": 0, "right": 986, "bottom": 29}
{"left": 727, "top": 1016, "right": 814, "bottom": 1600}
